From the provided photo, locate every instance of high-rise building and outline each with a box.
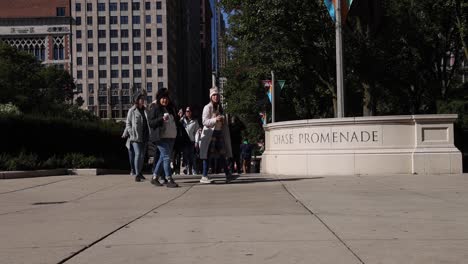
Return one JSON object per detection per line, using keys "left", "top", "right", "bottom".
{"left": 70, "top": 0, "right": 205, "bottom": 119}
{"left": 217, "top": 7, "right": 227, "bottom": 73}
{"left": 200, "top": 0, "right": 212, "bottom": 98}
{"left": 0, "top": 0, "right": 72, "bottom": 70}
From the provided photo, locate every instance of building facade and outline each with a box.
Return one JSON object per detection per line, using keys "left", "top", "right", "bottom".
{"left": 200, "top": 0, "right": 212, "bottom": 99}
{"left": 0, "top": 0, "right": 72, "bottom": 70}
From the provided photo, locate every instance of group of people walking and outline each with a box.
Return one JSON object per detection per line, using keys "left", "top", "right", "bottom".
{"left": 122, "top": 87, "right": 238, "bottom": 188}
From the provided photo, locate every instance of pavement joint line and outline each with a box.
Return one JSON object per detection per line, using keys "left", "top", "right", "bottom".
{"left": 0, "top": 177, "right": 77, "bottom": 195}
{"left": 56, "top": 184, "right": 195, "bottom": 264}
{"left": 67, "top": 178, "right": 130, "bottom": 203}
{"left": 278, "top": 179, "right": 366, "bottom": 264}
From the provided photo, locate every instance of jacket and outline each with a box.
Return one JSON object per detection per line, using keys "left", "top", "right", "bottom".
{"left": 199, "top": 102, "right": 232, "bottom": 159}
{"left": 123, "top": 105, "right": 150, "bottom": 148}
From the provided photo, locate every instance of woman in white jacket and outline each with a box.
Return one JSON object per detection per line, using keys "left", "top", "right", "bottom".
{"left": 199, "top": 87, "right": 237, "bottom": 184}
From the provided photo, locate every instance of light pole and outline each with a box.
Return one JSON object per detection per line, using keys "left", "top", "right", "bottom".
{"left": 335, "top": 0, "right": 345, "bottom": 118}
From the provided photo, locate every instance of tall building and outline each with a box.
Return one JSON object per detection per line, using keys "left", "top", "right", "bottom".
{"left": 70, "top": 0, "right": 204, "bottom": 119}
{"left": 0, "top": 0, "right": 72, "bottom": 70}
{"left": 210, "top": 0, "right": 218, "bottom": 75}
{"left": 217, "top": 7, "right": 227, "bottom": 73}
{"left": 200, "top": 0, "right": 212, "bottom": 97}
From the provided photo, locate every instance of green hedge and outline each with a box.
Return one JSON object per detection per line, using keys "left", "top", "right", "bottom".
{"left": 0, "top": 114, "right": 127, "bottom": 170}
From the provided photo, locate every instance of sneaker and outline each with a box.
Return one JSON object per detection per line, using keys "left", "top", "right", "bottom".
{"left": 151, "top": 177, "right": 164, "bottom": 186}
{"left": 135, "top": 175, "right": 142, "bottom": 182}
{"left": 226, "top": 173, "right": 239, "bottom": 184}
{"left": 166, "top": 180, "right": 179, "bottom": 188}
{"left": 199, "top": 176, "right": 213, "bottom": 184}
{"left": 140, "top": 175, "right": 146, "bottom": 180}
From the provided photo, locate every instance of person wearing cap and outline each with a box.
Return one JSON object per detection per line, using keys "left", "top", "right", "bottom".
{"left": 147, "top": 88, "right": 179, "bottom": 188}
{"left": 181, "top": 106, "right": 200, "bottom": 175}
{"left": 199, "top": 87, "right": 237, "bottom": 184}
{"left": 122, "top": 92, "right": 150, "bottom": 182}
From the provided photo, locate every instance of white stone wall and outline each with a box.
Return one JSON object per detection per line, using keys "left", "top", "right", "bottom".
{"left": 261, "top": 115, "right": 462, "bottom": 176}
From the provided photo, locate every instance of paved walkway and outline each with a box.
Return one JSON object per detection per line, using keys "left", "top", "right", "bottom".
{"left": 1, "top": 173, "right": 467, "bottom": 264}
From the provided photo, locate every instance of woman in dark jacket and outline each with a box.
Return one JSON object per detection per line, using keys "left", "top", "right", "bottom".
{"left": 148, "top": 89, "right": 179, "bottom": 188}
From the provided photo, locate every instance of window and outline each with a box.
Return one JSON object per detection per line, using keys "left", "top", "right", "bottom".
{"left": 157, "top": 42, "right": 162, "bottom": 50}
{"left": 145, "top": 15, "right": 151, "bottom": 23}
{"left": 146, "top": 42, "right": 151, "bottom": 50}
{"left": 110, "top": 43, "right": 118, "bottom": 51}
{"left": 88, "top": 84, "right": 94, "bottom": 93}
{"left": 98, "top": 57, "right": 106, "bottom": 65}
{"left": 132, "top": 29, "right": 141, "bottom": 37}
{"left": 110, "top": 16, "right": 118, "bottom": 24}
{"left": 99, "top": 70, "right": 107, "bottom": 78}
{"left": 98, "top": 30, "right": 106, "bottom": 38}
{"left": 98, "top": 3, "right": 105, "bottom": 11}
{"left": 87, "top": 30, "right": 93, "bottom": 38}
{"left": 88, "top": 56, "right": 93, "bottom": 65}
{"left": 132, "top": 2, "right": 140, "bottom": 10}
{"left": 121, "top": 96, "right": 129, "bottom": 104}
{"left": 98, "top": 43, "right": 106, "bottom": 51}
{"left": 135, "top": 83, "right": 142, "bottom": 90}
{"left": 76, "top": 30, "right": 82, "bottom": 39}
{"left": 77, "top": 43, "right": 82, "bottom": 52}
{"left": 146, "top": 28, "right": 151, "bottom": 37}
{"left": 53, "top": 40, "right": 64, "bottom": 60}
{"left": 122, "top": 83, "right": 130, "bottom": 89}
{"left": 111, "top": 70, "right": 119, "bottom": 78}
{"left": 99, "top": 84, "right": 106, "bottom": 90}
{"left": 75, "top": 3, "right": 81, "bottom": 12}
{"left": 133, "top": 70, "right": 141, "bottom": 78}
{"left": 87, "top": 3, "right": 92, "bottom": 11}
{"left": 146, "top": 55, "right": 152, "bottom": 64}
{"left": 122, "top": 70, "right": 130, "bottom": 78}
{"left": 121, "top": 29, "right": 129, "bottom": 38}
{"left": 99, "top": 110, "right": 107, "bottom": 117}
{"left": 98, "top": 96, "right": 107, "bottom": 104}
{"left": 147, "top": 82, "right": 152, "bottom": 92}
{"left": 87, "top": 43, "right": 93, "bottom": 52}
{"left": 111, "top": 97, "right": 119, "bottom": 106}
{"left": 87, "top": 16, "right": 93, "bottom": 25}
{"left": 76, "top": 17, "right": 82, "bottom": 26}
{"left": 98, "top": 16, "right": 106, "bottom": 25}
{"left": 77, "top": 84, "right": 83, "bottom": 93}
{"left": 146, "top": 69, "right": 152, "bottom": 77}
{"left": 133, "top": 56, "right": 141, "bottom": 64}
{"left": 56, "top": 7, "right": 66, "bottom": 16}
{"left": 77, "top": 70, "right": 82, "bottom": 79}
{"left": 121, "top": 56, "right": 129, "bottom": 64}
{"left": 156, "top": 15, "right": 162, "bottom": 23}
{"left": 120, "top": 16, "right": 128, "bottom": 24}
{"left": 109, "top": 3, "right": 118, "bottom": 11}
{"left": 157, "top": 68, "right": 163, "bottom": 77}
{"left": 120, "top": 2, "right": 128, "bottom": 11}
{"left": 88, "top": 70, "right": 94, "bottom": 79}
{"left": 156, "top": 1, "right": 162, "bottom": 9}
{"left": 157, "top": 55, "right": 163, "bottom": 63}
{"left": 158, "top": 82, "right": 164, "bottom": 88}
{"left": 132, "top": 16, "right": 140, "bottom": 24}
{"left": 157, "top": 28, "right": 162, "bottom": 37}
{"left": 110, "top": 56, "right": 119, "bottom": 64}
{"left": 133, "top": 43, "right": 141, "bottom": 51}
{"left": 146, "top": 96, "right": 152, "bottom": 103}
{"left": 77, "top": 57, "right": 82, "bottom": 65}
{"left": 89, "top": 96, "right": 94, "bottom": 105}
{"left": 145, "top": 2, "right": 151, "bottom": 10}
{"left": 110, "top": 30, "right": 118, "bottom": 38}
{"left": 121, "top": 43, "right": 129, "bottom": 51}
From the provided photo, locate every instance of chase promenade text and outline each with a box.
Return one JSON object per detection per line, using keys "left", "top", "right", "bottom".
{"left": 273, "top": 130, "right": 379, "bottom": 145}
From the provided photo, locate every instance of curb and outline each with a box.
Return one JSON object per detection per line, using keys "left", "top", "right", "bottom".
{"left": 1, "top": 169, "right": 129, "bottom": 179}
{"left": 1, "top": 169, "right": 68, "bottom": 179}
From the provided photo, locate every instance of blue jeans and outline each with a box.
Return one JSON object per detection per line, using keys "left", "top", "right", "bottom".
{"left": 154, "top": 138, "right": 175, "bottom": 179}
{"left": 131, "top": 142, "right": 147, "bottom": 176}
{"left": 127, "top": 144, "right": 136, "bottom": 175}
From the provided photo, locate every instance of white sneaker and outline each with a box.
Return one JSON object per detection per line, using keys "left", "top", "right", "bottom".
{"left": 199, "top": 176, "right": 213, "bottom": 184}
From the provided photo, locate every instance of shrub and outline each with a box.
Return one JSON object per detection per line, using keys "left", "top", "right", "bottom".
{"left": 42, "top": 155, "right": 66, "bottom": 169}
{"left": 63, "top": 153, "right": 104, "bottom": 169}
{"left": 3, "top": 151, "right": 39, "bottom": 171}
{"left": 0, "top": 103, "right": 21, "bottom": 115}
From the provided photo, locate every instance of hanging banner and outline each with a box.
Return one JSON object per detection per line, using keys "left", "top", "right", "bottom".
{"left": 262, "top": 80, "right": 272, "bottom": 103}
{"left": 324, "top": 0, "right": 354, "bottom": 24}
{"left": 277, "top": 80, "right": 286, "bottom": 90}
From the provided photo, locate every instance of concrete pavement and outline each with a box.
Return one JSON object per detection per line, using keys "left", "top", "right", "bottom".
{"left": 1, "top": 173, "right": 467, "bottom": 263}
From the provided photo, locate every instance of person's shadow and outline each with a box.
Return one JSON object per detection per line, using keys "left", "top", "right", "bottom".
{"left": 176, "top": 175, "right": 323, "bottom": 185}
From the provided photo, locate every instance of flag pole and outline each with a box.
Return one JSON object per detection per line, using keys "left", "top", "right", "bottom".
{"left": 271, "top": 71, "right": 275, "bottom": 123}
{"left": 336, "top": 0, "right": 345, "bottom": 117}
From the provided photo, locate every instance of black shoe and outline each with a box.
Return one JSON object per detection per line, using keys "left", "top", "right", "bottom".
{"left": 135, "top": 175, "right": 142, "bottom": 182}
{"left": 140, "top": 175, "right": 146, "bottom": 180}
{"left": 151, "top": 177, "right": 164, "bottom": 186}
{"left": 226, "top": 173, "right": 239, "bottom": 184}
{"left": 166, "top": 180, "right": 179, "bottom": 188}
